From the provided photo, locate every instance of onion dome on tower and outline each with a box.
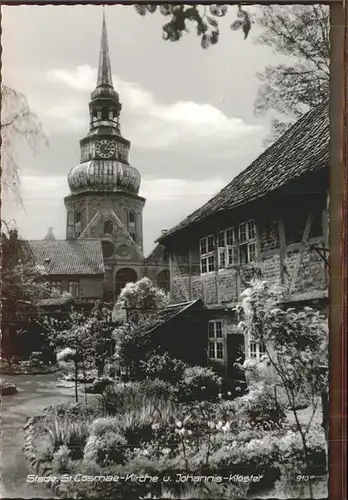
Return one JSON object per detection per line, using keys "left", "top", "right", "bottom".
{"left": 67, "top": 12, "right": 141, "bottom": 195}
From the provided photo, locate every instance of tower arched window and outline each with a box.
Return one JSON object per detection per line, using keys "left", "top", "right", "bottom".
{"left": 101, "top": 108, "right": 109, "bottom": 120}
{"left": 104, "top": 220, "right": 113, "bottom": 236}
{"left": 75, "top": 211, "right": 82, "bottom": 238}
{"left": 129, "top": 210, "right": 136, "bottom": 226}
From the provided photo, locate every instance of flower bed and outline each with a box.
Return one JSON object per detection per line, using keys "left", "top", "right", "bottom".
{"left": 0, "top": 360, "right": 60, "bottom": 375}
{"left": 24, "top": 379, "right": 327, "bottom": 499}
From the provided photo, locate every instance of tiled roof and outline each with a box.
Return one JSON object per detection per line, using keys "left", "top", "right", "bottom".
{"left": 28, "top": 239, "right": 104, "bottom": 276}
{"left": 145, "top": 243, "right": 168, "bottom": 264}
{"left": 158, "top": 101, "right": 329, "bottom": 242}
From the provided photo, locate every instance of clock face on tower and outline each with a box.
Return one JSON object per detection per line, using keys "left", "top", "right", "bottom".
{"left": 95, "top": 140, "right": 116, "bottom": 159}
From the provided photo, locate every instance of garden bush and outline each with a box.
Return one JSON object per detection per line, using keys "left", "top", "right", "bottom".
{"left": 28, "top": 351, "right": 45, "bottom": 367}
{"left": 45, "top": 416, "right": 92, "bottom": 461}
{"left": 139, "top": 352, "right": 187, "bottom": 383}
{"left": 52, "top": 444, "right": 73, "bottom": 473}
{"left": 83, "top": 430, "right": 127, "bottom": 466}
{"left": 233, "top": 382, "right": 286, "bottom": 430}
{"left": 27, "top": 386, "right": 327, "bottom": 500}
{"left": 101, "top": 379, "right": 177, "bottom": 415}
{"left": 178, "top": 366, "right": 222, "bottom": 402}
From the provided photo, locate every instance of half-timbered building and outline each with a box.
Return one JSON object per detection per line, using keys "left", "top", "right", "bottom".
{"left": 157, "top": 101, "right": 329, "bottom": 380}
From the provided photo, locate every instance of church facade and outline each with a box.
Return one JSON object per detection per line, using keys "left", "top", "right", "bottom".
{"left": 28, "top": 14, "right": 169, "bottom": 305}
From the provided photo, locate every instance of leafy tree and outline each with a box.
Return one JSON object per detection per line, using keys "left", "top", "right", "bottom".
{"left": 238, "top": 280, "right": 328, "bottom": 497}
{"left": 1, "top": 226, "right": 60, "bottom": 361}
{"left": 113, "top": 278, "right": 169, "bottom": 378}
{"left": 134, "top": 4, "right": 252, "bottom": 47}
{"left": 253, "top": 5, "right": 329, "bottom": 143}
{"left": 43, "top": 305, "right": 114, "bottom": 401}
{"left": 116, "top": 277, "right": 169, "bottom": 324}
{"left": 1, "top": 84, "right": 48, "bottom": 204}
{"left": 134, "top": 5, "right": 329, "bottom": 143}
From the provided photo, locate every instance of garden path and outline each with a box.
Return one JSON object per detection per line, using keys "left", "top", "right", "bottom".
{"left": 0, "top": 373, "right": 81, "bottom": 499}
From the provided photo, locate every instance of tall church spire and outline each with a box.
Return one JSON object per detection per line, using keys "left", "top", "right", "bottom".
{"left": 97, "top": 10, "right": 113, "bottom": 88}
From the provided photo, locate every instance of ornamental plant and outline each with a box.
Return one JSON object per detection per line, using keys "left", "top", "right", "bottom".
{"left": 238, "top": 279, "right": 329, "bottom": 498}
{"left": 43, "top": 304, "right": 114, "bottom": 402}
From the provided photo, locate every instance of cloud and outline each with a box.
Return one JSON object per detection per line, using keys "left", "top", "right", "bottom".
{"left": 2, "top": 174, "right": 227, "bottom": 254}
{"left": 140, "top": 177, "right": 225, "bottom": 201}
{"left": 47, "top": 65, "right": 96, "bottom": 92}
{"left": 45, "top": 65, "right": 264, "bottom": 151}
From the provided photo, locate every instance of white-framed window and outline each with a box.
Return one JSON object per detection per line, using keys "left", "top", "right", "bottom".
{"left": 68, "top": 281, "right": 80, "bottom": 298}
{"left": 51, "top": 281, "right": 62, "bottom": 294}
{"left": 208, "top": 320, "right": 224, "bottom": 360}
{"left": 200, "top": 221, "right": 257, "bottom": 275}
{"left": 217, "top": 227, "right": 238, "bottom": 270}
{"left": 200, "top": 234, "right": 215, "bottom": 274}
{"left": 249, "top": 341, "right": 267, "bottom": 360}
{"left": 239, "top": 220, "right": 257, "bottom": 265}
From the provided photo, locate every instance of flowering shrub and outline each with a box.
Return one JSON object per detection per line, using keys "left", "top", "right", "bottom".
{"left": 139, "top": 353, "right": 187, "bottom": 383}
{"left": 83, "top": 431, "right": 127, "bottom": 466}
{"left": 233, "top": 382, "right": 286, "bottom": 430}
{"left": 27, "top": 351, "right": 45, "bottom": 367}
{"left": 52, "top": 444, "right": 72, "bottom": 473}
{"left": 179, "top": 366, "right": 222, "bottom": 402}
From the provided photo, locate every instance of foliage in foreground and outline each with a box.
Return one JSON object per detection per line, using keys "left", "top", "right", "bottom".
{"left": 1, "top": 84, "right": 48, "bottom": 203}
{"left": 238, "top": 279, "right": 329, "bottom": 497}
{"left": 30, "top": 377, "right": 326, "bottom": 499}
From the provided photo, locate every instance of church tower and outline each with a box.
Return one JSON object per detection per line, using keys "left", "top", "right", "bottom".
{"left": 64, "top": 12, "right": 145, "bottom": 301}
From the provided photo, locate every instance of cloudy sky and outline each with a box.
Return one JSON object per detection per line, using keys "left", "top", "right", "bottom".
{"left": 2, "top": 5, "right": 287, "bottom": 255}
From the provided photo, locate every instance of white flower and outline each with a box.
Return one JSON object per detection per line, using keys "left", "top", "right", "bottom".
{"left": 216, "top": 421, "right": 223, "bottom": 430}
{"left": 222, "top": 422, "right": 231, "bottom": 433}
{"left": 57, "top": 347, "right": 77, "bottom": 362}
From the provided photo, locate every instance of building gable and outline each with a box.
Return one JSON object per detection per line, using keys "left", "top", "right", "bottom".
{"left": 78, "top": 208, "right": 144, "bottom": 260}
